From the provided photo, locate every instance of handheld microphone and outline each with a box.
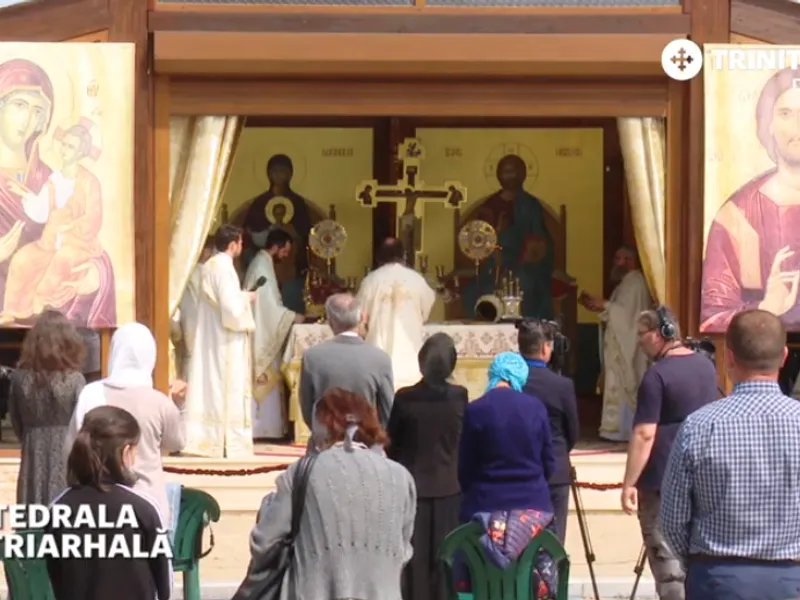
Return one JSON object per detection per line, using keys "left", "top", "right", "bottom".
{"left": 249, "top": 276, "right": 267, "bottom": 292}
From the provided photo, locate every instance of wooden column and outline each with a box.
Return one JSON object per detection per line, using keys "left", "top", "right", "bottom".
{"left": 153, "top": 77, "right": 171, "bottom": 392}
{"left": 108, "top": 0, "right": 157, "bottom": 378}
{"left": 666, "top": 79, "right": 687, "bottom": 315}
{"left": 683, "top": 0, "right": 731, "bottom": 336}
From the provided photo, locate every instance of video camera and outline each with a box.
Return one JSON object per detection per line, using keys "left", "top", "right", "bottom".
{"left": 515, "top": 318, "right": 571, "bottom": 374}
{"left": 682, "top": 337, "right": 717, "bottom": 366}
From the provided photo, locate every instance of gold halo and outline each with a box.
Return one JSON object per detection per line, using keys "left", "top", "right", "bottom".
{"left": 265, "top": 196, "right": 294, "bottom": 223}
{"left": 458, "top": 220, "right": 498, "bottom": 262}
{"left": 309, "top": 219, "right": 347, "bottom": 260}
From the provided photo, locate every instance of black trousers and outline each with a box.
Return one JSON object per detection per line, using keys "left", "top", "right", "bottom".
{"left": 402, "top": 493, "right": 461, "bottom": 600}
{"left": 549, "top": 484, "right": 570, "bottom": 545}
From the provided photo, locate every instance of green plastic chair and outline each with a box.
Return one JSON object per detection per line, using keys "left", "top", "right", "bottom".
{"left": 438, "top": 522, "right": 570, "bottom": 600}
{"left": 172, "top": 487, "right": 222, "bottom": 600}
{"left": 0, "top": 529, "right": 56, "bottom": 600}
{"left": 0, "top": 488, "right": 221, "bottom": 600}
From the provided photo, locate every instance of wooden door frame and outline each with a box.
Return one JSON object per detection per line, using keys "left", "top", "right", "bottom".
{"left": 153, "top": 73, "right": 685, "bottom": 390}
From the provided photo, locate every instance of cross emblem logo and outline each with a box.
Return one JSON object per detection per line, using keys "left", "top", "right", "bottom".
{"left": 661, "top": 39, "right": 703, "bottom": 81}
{"left": 671, "top": 48, "right": 694, "bottom": 72}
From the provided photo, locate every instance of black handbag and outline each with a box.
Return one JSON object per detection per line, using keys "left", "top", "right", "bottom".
{"left": 231, "top": 453, "right": 318, "bottom": 600}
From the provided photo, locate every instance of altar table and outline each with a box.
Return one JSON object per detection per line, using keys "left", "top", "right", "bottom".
{"left": 281, "top": 323, "right": 518, "bottom": 443}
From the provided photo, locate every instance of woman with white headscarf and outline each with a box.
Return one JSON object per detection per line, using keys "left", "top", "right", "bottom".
{"left": 65, "top": 322, "right": 186, "bottom": 528}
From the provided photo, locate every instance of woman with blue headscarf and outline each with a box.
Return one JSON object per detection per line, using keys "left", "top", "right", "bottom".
{"left": 458, "top": 351, "right": 555, "bottom": 522}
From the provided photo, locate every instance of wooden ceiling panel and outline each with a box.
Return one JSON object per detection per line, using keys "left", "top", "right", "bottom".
{"left": 148, "top": 10, "right": 690, "bottom": 34}
{"left": 731, "top": 0, "right": 800, "bottom": 44}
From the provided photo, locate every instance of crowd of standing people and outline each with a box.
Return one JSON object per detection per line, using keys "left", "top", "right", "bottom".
{"left": 8, "top": 219, "right": 800, "bottom": 600}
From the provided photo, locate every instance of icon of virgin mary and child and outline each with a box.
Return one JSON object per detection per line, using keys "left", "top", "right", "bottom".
{"left": 0, "top": 58, "right": 117, "bottom": 328}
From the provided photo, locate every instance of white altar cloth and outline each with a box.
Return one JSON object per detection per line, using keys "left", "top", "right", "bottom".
{"left": 281, "top": 323, "right": 518, "bottom": 443}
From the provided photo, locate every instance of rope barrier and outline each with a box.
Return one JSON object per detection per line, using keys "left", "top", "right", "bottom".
{"left": 162, "top": 463, "right": 624, "bottom": 489}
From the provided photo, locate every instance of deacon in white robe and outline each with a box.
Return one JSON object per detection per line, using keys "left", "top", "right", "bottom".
{"left": 357, "top": 238, "right": 436, "bottom": 390}
{"left": 184, "top": 228, "right": 256, "bottom": 458}
{"left": 170, "top": 238, "right": 215, "bottom": 380}
{"left": 243, "top": 228, "right": 301, "bottom": 438}
{"left": 582, "top": 246, "right": 652, "bottom": 442}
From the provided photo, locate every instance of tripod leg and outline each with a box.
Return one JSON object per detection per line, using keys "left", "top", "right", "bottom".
{"left": 630, "top": 544, "right": 647, "bottom": 600}
{"left": 569, "top": 468, "right": 600, "bottom": 600}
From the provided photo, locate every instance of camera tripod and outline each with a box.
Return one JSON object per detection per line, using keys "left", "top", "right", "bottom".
{"left": 630, "top": 544, "right": 648, "bottom": 599}
{"left": 569, "top": 465, "right": 600, "bottom": 600}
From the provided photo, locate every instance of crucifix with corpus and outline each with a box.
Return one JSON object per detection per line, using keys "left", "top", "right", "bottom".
{"left": 355, "top": 138, "right": 467, "bottom": 269}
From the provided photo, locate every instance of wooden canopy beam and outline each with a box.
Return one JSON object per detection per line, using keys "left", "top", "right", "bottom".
{"left": 154, "top": 31, "right": 681, "bottom": 77}
{"left": 731, "top": 0, "right": 800, "bottom": 44}
{"left": 0, "top": 0, "right": 110, "bottom": 41}
{"left": 149, "top": 11, "right": 689, "bottom": 35}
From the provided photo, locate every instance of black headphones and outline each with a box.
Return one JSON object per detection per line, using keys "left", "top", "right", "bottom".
{"left": 655, "top": 305, "right": 677, "bottom": 340}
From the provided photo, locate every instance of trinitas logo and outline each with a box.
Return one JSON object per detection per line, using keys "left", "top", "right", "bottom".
{"left": 662, "top": 41, "right": 800, "bottom": 81}
{"left": 0, "top": 504, "right": 172, "bottom": 559}
{"left": 707, "top": 46, "right": 800, "bottom": 72}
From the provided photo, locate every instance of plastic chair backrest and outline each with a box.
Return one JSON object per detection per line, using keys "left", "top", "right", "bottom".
{"left": 438, "top": 522, "right": 570, "bottom": 600}
{"left": 0, "top": 529, "right": 56, "bottom": 600}
{"left": 172, "top": 487, "right": 221, "bottom": 569}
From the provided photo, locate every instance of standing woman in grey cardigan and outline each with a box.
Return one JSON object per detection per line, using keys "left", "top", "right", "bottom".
{"left": 235, "top": 387, "right": 417, "bottom": 600}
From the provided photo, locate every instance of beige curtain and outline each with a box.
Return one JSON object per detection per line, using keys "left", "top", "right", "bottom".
{"left": 169, "top": 116, "right": 241, "bottom": 315}
{"left": 168, "top": 116, "right": 241, "bottom": 381}
{"left": 617, "top": 117, "right": 666, "bottom": 304}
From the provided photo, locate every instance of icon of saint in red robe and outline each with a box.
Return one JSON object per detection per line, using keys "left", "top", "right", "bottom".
{"left": 701, "top": 67, "right": 800, "bottom": 332}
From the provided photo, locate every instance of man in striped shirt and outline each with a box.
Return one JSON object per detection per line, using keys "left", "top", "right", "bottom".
{"left": 660, "top": 309, "right": 800, "bottom": 600}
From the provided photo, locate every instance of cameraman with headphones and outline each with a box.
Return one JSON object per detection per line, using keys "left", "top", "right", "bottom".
{"left": 518, "top": 319, "right": 579, "bottom": 544}
{"left": 621, "top": 307, "right": 717, "bottom": 600}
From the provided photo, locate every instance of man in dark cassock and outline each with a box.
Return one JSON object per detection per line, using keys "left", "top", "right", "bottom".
{"left": 242, "top": 154, "right": 312, "bottom": 313}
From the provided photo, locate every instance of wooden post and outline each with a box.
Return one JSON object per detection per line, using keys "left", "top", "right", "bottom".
{"left": 683, "top": 0, "right": 731, "bottom": 337}
{"left": 100, "top": 329, "right": 112, "bottom": 377}
{"left": 108, "top": 0, "right": 154, "bottom": 360}
{"left": 666, "top": 79, "right": 687, "bottom": 316}
{"left": 153, "top": 76, "right": 172, "bottom": 393}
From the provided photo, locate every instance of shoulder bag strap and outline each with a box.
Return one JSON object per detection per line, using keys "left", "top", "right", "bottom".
{"left": 288, "top": 453, "right": 317, "bottom": 542}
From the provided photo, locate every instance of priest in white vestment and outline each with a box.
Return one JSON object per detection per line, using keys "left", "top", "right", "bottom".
{"left": 581, "top": 245, "right": 652, "bottom": 442}
{"left": 244, "top": 228, "right": 304, "bottom": 438}
{"left": 357, "top": 238, "right": 436, "bottom": 390}
{"left": 184, "top": 225, "right": 256, "bottom": 458}
{"left": 170, "top": 237, "right": 215, "bottom": 380}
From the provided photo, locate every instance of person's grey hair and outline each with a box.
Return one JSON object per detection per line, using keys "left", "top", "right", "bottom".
{"left": 637, "top": 308, "right": 681, "bottom": 340}
{"left": 325, "top": 293, "right": 362, "bottom": 334}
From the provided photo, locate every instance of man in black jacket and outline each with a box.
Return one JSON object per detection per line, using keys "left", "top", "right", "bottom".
{"left": 519, "top": 320, "right": 579, "bottom": 544}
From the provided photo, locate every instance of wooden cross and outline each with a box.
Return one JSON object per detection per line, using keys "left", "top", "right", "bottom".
{"left": 356, "top": 138, "right": 467, "bottom": 266}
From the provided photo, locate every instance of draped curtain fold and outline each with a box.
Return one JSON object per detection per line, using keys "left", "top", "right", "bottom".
{"left": 617, "top": 117, "right": 667, "bottom": 304}
{"left": 167, "top": 116, "right": 241, "bottom": 382}
{"left": 169, "top": 116, "right": 241, "bottom": 316}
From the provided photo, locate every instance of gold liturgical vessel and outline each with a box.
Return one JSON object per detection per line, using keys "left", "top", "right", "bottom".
{"left": 457, "top": 220, "right": 522, "bottom": 322}
{"left": 304, "top": 219, "right": 349, "bottom": 319}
